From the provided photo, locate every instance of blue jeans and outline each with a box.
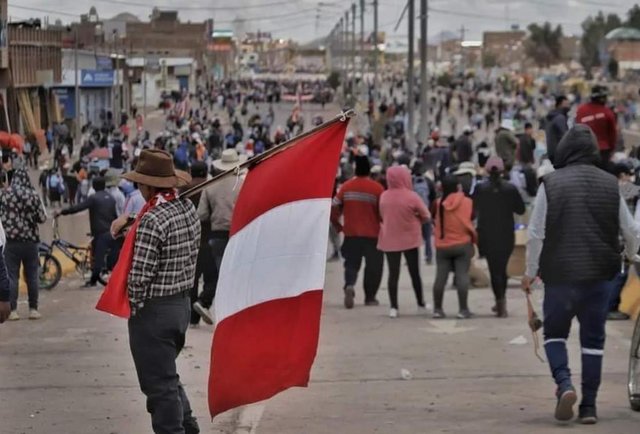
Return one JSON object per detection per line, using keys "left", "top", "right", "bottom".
{"left": 543, "top": 280, "right": 610, "bottom": 407}
{"left": 608, "top": 266, "right": 627, "bottom": 312}
{"left": 4, "top": 241, "right": 39, "bottom": 310}
{"left": 422, "top": 223, "right": 433, "bottom": 261}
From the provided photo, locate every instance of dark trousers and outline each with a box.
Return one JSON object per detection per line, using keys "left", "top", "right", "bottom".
{"left": 433, "top": 244, "right": 473, "bottom": 311}
{"left": 422, "top": 223, "right": 433, "bottom": 261}
{"left": 543, "top": 281, "right": 610, "bottom": 408}
{"left": 197, "top": 231, "right": 229, "bottom": 310}
{"left": 485, "top": 248, "right": 512, "bottom": 302}
{"left": 385, "top": 248, "right": 425, "bottom": 309}
{"left": 128, "top": 293, "right": 200, "bottom": 434}
{"left": 190, "top": 234, "right": 217, "bottom": 324}
{"left": 341, "top": 236, "right": 384, "bottom": 302}
{"left": 608, "top": 266, "right": 627, "bottom": 312}
{"left": 5, "top": 240, "right": 39, "bottom": 310}
{"left": 91, "top": 232, "right": 111, "bottom": 284}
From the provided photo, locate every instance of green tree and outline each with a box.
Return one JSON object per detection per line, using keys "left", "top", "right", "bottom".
{"left": 580, "top": 12, "right": 623, "bottom": 76}
{"left": 525, "top": 22, "right": 564, "bottom": 67}
{"left": 626, "top": 4, "right": 640, "bottom": 29}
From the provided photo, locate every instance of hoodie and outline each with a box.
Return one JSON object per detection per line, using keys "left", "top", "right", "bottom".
{"left": 434, "top": 191, "right": 476, "bottom": 249}
{"left": 545, "top": 108, "right": 569, "bottom": 164}
{"left": 377, "top": 166, "right": 430, "bottom": 252}
{"left": 576, "top": 101, "right": 617, "bottom": 152}
{"left": 552, "top": 123, "right": 600, "bottom": 169}
{"left": 0, "top": 168, "right": 47, "bottom": 243}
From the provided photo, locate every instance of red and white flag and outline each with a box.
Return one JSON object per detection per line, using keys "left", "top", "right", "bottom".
{"left": 209, "top": 119, "right": 349, "bottom": 417}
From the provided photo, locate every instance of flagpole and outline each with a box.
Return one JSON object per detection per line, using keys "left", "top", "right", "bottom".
{"left": 179, "top": 109, "right": 356, "bottom": 199}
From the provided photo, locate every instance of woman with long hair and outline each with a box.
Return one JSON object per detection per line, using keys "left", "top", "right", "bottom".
{"left": 432, "top": 175, "right": 477, "bottom": 319}
{"left": 473, "top": 157, "right": 525, "bottom": 317}
{"left": 378, "top": 166, "right": 431, "bottom": 318}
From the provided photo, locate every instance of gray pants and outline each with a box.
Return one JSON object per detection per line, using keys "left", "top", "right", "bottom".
{"left": 4, "top": 240, "right": 39, "bottom": 311}
{"left": 128, "top": 293, "right": 200, "bottom": 434}
{"left": 433, "top": 243, "right": 473, "bottom": 311}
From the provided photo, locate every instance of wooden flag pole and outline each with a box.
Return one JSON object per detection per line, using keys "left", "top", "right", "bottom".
{"left": 179, "top": 109, "right": 356, "bottom": 199}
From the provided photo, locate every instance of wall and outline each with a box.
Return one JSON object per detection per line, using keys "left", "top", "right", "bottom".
{"left": 9, "top": 27, "right": 63, "bottom": 87}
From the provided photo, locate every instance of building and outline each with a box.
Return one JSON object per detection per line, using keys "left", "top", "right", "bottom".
{"left": 127, "top": 56, "right": 198, "bottom": 109}
{"left": 5, "top": 21, "right": 63, "bottom": 136}
{"left": 482, "top": 30, "right": 526, "bottom": 68}
{"left": 52, "top": 49, "right": 116, "bottom": 128}
{"left": 559, "top": 35, "right": 581, "bottom": 64}
{"left": 125, "top": 9, "right": 206, "bottom": 60}
{"left": 605, "top": 27, "right": 640, "bottom": 76}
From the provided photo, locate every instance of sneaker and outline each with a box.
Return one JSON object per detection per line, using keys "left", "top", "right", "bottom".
{"left": 8, "top": 310, "right": 20, "bottom": 321}
{"left": 607, "top": 311, "right": 630, "bottom": 321}
{"left": 192, "top": 301, "right": 214, "bottom": 325}
{"left": 432, "top": 309, "right": 446, "bottom": 319}
{"left": 328, "top": 253, "right": 340, "bottom": 262}
{"left": 417, "top": 305, "right": 428, "bottom": 315}
{"left": 364, "top": 299, "right": 380, "bottom": 306}
{"left": 578, "top": 406, "right": 598, "bottom": 425}
{"left": 457, "top": 310, "right": 474, "bottom": 319}
{"left": 82, "top": 281, "right": 97, "bottom": 288}
{"left": 29, "top": 309, "right": 42, "bottom": 320}
{"left": 389, "top": 308, "right": 398, "bottom": 318}
{"left": 343, "top": 285, "right": 355, "bottom": 310}
{"left": 189, "top": 323, "right": 200, "bottom": 329}
{"left": 554, "top": 387, "right": 577, "bottom": 422}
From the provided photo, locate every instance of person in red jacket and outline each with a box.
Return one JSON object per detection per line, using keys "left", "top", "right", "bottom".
{"left": 576, "top": 85, "right": 617, "bottom": 166}
{"left": 331, "top": 156, "right": 384, "bottom": 309}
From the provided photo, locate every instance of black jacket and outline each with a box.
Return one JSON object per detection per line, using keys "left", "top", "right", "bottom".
{"left": 473, "top": 179, "right": 525, "bottom": 255}
{"left": 545, "top": 109, "right": 569, "bottom": 164}
{"left": 61, "top": 190, "right": 117, "bottom": 236}
{"left": 540, "top": 124, "right": 620, "bottom": 284}
{"left": 453, "top": 135, "right": 473, "bottom": 163}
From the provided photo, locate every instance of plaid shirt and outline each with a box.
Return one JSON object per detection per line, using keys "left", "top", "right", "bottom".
{"left": 128, "top": 198, "right": 200, "bottom": 315}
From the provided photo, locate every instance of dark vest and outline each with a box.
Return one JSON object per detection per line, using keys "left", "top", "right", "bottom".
{"left": 540, "top": 165, "right": 620, "bottom": 284}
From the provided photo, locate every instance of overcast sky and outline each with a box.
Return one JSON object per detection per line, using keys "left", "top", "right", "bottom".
{"left": 10, "top": 0, "right": 635, "bottom": 47}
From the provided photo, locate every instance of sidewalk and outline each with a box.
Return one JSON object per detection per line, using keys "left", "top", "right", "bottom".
{"left": 2, "top": 260, "right": 639, "bottom": 433}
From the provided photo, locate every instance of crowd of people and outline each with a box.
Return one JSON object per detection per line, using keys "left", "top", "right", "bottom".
{"left": 1, "top": 73, "right": 640, "bottom": 428}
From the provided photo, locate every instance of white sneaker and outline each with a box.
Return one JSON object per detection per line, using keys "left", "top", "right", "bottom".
{"left": 8, "top": 310, "right": 20, "bottom": 321}
{"left": 417, "top": 305, "right": 428, "bottom": 315}
{"left": 389, "top": 308, "right": 398, "bottom": 318}
{"left": 192, "top": 301, "right": 213, "bottom": 325}
{"left": 29, "top": 309, "right": 42, "bottom": 320}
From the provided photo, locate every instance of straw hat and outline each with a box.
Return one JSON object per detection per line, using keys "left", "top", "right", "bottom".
{"left": 213, "top": 149, "right": 248, "bottom": 171}
{"left": 122, "top": 149, "right": 190, "bottom": 188}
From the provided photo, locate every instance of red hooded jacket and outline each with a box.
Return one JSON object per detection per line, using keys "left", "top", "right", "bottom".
{"left": 575, "top": 102, "right": 617, "bottom": 151}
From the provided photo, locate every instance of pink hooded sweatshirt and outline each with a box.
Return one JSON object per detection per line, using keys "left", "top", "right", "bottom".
{"left": 377, "top": 166, "right": 430, "bottom": 252}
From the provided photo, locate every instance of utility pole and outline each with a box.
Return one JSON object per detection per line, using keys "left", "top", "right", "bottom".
{"left": 351, "top": 3, "right": 356, "bottom": 103}
{"left": 459, "top": 24, "right": 468, "bottom": 74}
{"left": 418, "top": 0, "right": 429, "bottom": 145}
{"left": 373, "top": 0, "right": 379, "bottom": 100}
{"left": 74, "top": 27, "right": 81, "bottom": 142}
{"left": 359, "top": 0, "right": 365, "bottom": 91}
{"left": 344, "top": 10, "right": 350, "bottom": 98}
{"left": 406, "top": 0, "right": 415, "bottom": 151}
{"left": 143, "top": 40, "right": 147, "bottom": 117}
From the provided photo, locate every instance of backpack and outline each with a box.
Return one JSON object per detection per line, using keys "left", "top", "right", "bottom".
{"left": 413, "top": 176, "right": 430, "bottom": 208}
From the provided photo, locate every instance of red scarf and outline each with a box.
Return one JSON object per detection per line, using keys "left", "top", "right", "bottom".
{"left": 96, "top": 191, "right": 177, "bottom": 318}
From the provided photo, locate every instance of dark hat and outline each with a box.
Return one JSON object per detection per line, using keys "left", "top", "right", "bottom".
{"left": 591, "top": 85, "right": 609, "bottom": 99}
{"left": 354, "top": 155, "right": 371, "bottom": 176}
{"left": 190, "top": 160, "right": 208, "bottom": 179}
{"left": 122, "top": 149, "right": 190, "bottom": 188}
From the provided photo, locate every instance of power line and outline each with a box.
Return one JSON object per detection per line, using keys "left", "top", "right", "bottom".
{"left": 10, "top": 5, "right": 80, "bottom": 18}
{"left": 88, "top": 0, "right": 312, "bottom": 11}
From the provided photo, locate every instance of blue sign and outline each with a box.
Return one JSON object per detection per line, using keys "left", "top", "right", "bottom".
{"left": 53, "top": 88, "right": 75, "bottom": 119}
{"left": 96, "top": 56, "right": 112, "bottom": 71}
{"left": 81, "top": 69, "right": 114, "bottom": 87}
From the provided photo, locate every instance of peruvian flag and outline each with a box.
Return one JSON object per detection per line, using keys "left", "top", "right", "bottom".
{"left": 209, "top": 118, "right": 350, "bottom": 417}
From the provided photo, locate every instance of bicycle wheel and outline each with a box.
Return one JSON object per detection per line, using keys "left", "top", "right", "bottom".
{"left": 39, "top": 252, "right": 62, "bottom": 290}
{"left": 629, "top": 314, "right": 640, "bottom": 411}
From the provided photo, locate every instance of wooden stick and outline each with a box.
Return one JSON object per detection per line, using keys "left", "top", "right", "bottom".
{"left": 179, "top": 109, "right": 356, "bottom": 199}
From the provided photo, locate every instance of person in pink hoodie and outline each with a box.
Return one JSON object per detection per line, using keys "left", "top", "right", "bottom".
{"left": 378, "top": 166, "right": 431, "bottom": 318}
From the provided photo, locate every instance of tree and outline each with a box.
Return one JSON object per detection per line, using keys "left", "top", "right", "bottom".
{"left": 626, "top": 4, "right": 640, "bottom": 29}
{"left": 580, "top": 12, "right": 623, "bottom": 76}
{"left": 525, "top": 22, "right": 563, "bottom": 67}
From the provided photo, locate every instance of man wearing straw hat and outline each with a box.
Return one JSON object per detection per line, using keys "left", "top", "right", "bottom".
{"left": 111, "top": 149, "right": 201, "bottom": 434}
{"left": 192, "top": 149, "right": 247, "bottom": 324}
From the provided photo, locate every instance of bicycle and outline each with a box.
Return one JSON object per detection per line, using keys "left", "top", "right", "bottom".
{"left": 629, "top": 311, "right": 640, "bottom": 411}
{"left": 38, "top": 217, "right": 110, "bottom": 290}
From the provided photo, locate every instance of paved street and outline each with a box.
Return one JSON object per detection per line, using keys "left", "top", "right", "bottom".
{"left": 2, "top": 259, "right": 640, "bottom": 433}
